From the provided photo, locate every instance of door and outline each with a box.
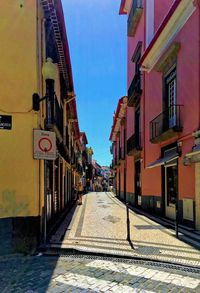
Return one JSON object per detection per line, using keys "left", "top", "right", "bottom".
{"left": 165, "top": 161, "right": 178, "bottom": 219}
{"left": 118, "top": 172, "right": 121, "bottom": 198}
{"left": 135, "top": 160, "right": 141, "bottom": 207}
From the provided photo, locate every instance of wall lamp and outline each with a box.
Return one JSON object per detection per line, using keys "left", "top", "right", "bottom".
{"left": 32, "top": 58, "right": 56, "bottom": 111}
{"left": 32, "top": 93, "right": 46, "bottom": 111}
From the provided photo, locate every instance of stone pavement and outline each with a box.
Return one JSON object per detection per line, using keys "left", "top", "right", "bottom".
{"left": 50, "top": 192, "right": 200, "bottom": 267}
{"left": 1, "top": 254, "right": 200, "bottom": 292}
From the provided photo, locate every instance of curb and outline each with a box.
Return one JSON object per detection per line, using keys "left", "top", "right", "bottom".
{"left": 42, "top": 246, "right": 200, "bottom": 273}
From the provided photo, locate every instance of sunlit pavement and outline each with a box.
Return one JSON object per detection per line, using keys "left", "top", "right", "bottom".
{"left": 1, "top": 254, "right": 200, "bottom": 292}
{"left": 1, "top": 193, "right": 200, "bottom": 293}
{"left": 50, "top": 192, "right": 200, "bottom": 267}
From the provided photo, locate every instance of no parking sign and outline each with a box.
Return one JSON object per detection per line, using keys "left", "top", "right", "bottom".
{"left": 33, "top": 129, "right": 56, "bottom": 160}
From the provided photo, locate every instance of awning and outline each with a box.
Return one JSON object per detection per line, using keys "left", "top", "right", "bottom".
{"left": 147, "top": 153, "right": 179, "bottom": 169}
{"left": 185, "top": 145, "right": 200, "bottom": 158}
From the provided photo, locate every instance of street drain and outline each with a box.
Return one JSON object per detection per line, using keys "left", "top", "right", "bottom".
{"left": 59, "top": 254, "right": 200, "bottom": 274}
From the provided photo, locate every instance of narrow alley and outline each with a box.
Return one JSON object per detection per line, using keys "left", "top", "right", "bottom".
{"left": 1, "top": 0, "right": 200, "bottom": 292}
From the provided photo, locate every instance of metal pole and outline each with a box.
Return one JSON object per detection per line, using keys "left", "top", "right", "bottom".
{"left": 126, "top": 203, "right": 130, "bottom": 241}
{"left": 44, "top": 159, "right": 47, "bottom": 246}
{"left": 175, "top": 200, "right": 179, "bottom": 238}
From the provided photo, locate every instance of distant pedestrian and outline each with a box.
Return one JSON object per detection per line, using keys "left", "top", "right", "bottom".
{"left": 77, "top": 181, "right": 83, "bottom": 205}
{"left": 73, "top": 184, "right": 77, "bottom": 201}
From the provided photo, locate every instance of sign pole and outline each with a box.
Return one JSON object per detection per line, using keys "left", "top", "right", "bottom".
{"left": 44, "top": 159, "right": 47, "bottom": 246}
{"left": 126, "top": 203, "right": 130, "bottom": 241}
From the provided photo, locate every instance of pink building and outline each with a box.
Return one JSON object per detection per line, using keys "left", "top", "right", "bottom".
{"left": 110, "top": 97, "right": 128, "bottom": 200}
{"left": 112, "top": 0, "right": 200, "bottom": 230}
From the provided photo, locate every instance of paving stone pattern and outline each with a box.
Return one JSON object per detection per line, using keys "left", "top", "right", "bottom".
{"left": 50, "top": 192, "right": 200, "bottom": 267}
{"left": 1, "top": 254, "right": 200, "bottom": 293}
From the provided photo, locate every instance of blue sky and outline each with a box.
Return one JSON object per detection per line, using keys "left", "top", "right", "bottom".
{"left": 63, "top": 0, "right": 127, "bottom": 166}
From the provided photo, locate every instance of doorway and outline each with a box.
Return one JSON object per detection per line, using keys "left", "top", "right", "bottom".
{"left": 135, "top": 160, "right": 141, "bottom": 207}
{"left": 164, "top": 160, "right": 178, "bottom": 219}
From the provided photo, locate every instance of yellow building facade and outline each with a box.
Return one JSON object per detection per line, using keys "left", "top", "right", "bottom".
{"left": 0, "top": 0, "right": 81, "bottom": 253}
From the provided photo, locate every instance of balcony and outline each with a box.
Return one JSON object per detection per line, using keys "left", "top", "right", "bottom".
{"left": 128, "top": 73, "right": 142, "bottom": 107}
{"left": 128, "top": 0, "right": 143, "bottom": 37}
{"left": 127, "top": 133, "right": 142, "bottom": 156}
{"left": 150, "top": 105, "right": 183, "bottom": 143}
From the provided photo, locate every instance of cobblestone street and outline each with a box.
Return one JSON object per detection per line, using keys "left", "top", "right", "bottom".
{"left": 1, "top": 254, "right": 200, "bottom": 293}
{"left": 50, "top": 192, "right": 200, "bottom": 267}
{"left": 1, "top": 192, "right": 200, "bottom": 292}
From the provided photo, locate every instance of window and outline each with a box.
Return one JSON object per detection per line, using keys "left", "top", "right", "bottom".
{"left": 132, "top": 41, "right": 142, "bottom": 76}
{"left": 135, "top": 107, "right": 141, "bottom": 147}
{"left": 164, "top": 66, "right": 177, "bottom": 128}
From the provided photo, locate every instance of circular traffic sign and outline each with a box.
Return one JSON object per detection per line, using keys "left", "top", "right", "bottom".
{"left": 38, "top": 137, "right": 52, "bottom": 153}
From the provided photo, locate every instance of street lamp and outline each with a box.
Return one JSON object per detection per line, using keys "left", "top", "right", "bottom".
{"left": 42, "top": 58, "right": 56, "bottom": 246}
{"left": 32, "top": 58, "right": 57, "bottom": 116}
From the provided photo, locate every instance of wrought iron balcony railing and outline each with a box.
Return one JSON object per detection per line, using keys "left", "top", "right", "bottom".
{"left": 127, "top": 132, "right": 142, "bottom": 155}
{"left": 150, "top": 104, "right": 183, "bottom": 143}
{"left": 128, "top": 0, "right": 143, "bottom": 37}
{"left": 128, "top": 73, "right": 142, "bottom": 106}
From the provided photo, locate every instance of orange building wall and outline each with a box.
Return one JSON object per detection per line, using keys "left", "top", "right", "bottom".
{"left": 144, "top": 9, "right": 199, "bottom": 200}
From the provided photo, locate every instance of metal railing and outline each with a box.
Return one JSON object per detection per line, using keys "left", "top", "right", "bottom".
{"left": 150, "top": 105, "right": 183, "bottom": 141}
{"left": 127, "top": 132, "right": 142, "bottom": 154}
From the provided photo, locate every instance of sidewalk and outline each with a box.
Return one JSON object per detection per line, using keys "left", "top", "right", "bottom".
{"left": 49, "top": 192, "right": 200, "bottom": 267}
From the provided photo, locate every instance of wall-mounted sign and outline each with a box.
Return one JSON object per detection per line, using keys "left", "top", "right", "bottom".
{"left": 33, "top": 129, "right": 56, "bottom": 160}
{"left": 0, "top": 115, "right": 12, "bottom": 130}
